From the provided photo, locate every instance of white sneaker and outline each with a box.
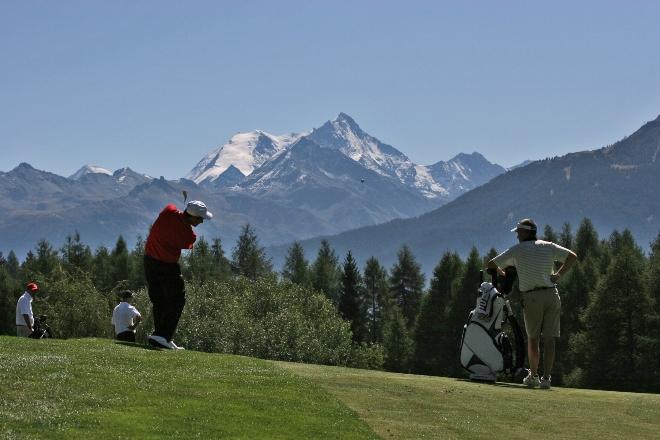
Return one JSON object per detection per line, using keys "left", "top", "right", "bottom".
{"left": 540, "top": 376, "right": 552, "bottom": 389}
{"left": 148, "top": 335, "right": 172, "bottom": 349}
{"left": 169, "top": 340, "right": 185, "bottom": 350}
{"left": 523, "top": 370, "right": 540, "bottom": 388}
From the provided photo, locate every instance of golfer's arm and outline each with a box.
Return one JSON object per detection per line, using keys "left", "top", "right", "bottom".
{"left": 22, "top": 314, "right": 32, "bottom": 330}
{"left": 556, "top": 251, "right": 578, "bottom": 277}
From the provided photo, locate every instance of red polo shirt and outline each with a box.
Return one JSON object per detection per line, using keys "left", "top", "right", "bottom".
{"left": 145, "top": 204, "right": 196, "bottom": 263}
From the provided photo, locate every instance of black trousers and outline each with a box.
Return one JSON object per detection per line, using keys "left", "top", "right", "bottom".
{"left": 116, "top": 331, "right": 136, "bottom": 342}
{"left": 144, "top": 255, "right": 186, "bottom": 342}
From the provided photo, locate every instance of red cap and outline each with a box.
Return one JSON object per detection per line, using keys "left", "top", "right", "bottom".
{"left": 26, "top": 282, "right": 39, "bottom": 292}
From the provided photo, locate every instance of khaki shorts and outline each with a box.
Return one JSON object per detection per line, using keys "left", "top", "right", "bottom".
{"left": 16, "top": 325, "right": 32, "bottom": 337}
{"left": 522, "top": 288, "right": 561, "bottom": 338}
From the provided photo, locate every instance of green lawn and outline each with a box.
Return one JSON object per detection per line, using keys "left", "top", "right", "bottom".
{"left": 0, "top": 337, "right": 377, "bottom": 440}
{"left": 277, "top": 361, "right": 660, "bottom": 440}
{"left": 2, "top": 337, "right": 659, "bottom": 440}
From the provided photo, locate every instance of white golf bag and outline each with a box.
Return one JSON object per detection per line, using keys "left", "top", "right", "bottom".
{"left": 459, "top": 270, "right": 525, "bottom": 382}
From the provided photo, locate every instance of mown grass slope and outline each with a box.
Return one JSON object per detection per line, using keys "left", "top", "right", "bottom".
{"left": 278, "top": 362, "right": 660, "bottom": 440}
{"left": 3, "top": 337, "right": 659, "bottom": 440}
{"left": 0, "top": 337, "right": 377, "bottom": 440}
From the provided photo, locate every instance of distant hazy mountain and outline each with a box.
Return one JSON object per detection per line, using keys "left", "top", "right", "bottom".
{"left": 1, "top": 113, "right": 506, "bottom": 258}
{"left": 508, "top": 160, "right": 535, "bottom": 171}
{"left": 0, "top": 170, "right": 338, "bottom": 258}
{"left": 267, "top": 115, "right": 660, "bottom": 275}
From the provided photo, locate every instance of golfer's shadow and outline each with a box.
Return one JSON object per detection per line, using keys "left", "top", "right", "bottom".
{"left": 114, "top": 341, "right": 162, "bottom": 351}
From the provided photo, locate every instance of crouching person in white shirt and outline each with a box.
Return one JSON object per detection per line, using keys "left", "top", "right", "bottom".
{"left": 16, "top": 282, "right": 40, "bottom": 337}
{"left": 112, "top": 290, "right": 143, "bottom": 343}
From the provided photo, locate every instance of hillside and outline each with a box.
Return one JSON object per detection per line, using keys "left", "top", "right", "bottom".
{"left": 269, "top": 115, "right": 660, "bottom": 274}
{"left": 2, "top": 338, "right": 659, "bottom": 440}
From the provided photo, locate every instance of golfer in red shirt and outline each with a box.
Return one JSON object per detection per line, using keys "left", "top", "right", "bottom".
{"left": 144, "top": 200, "right": 212, "bottom": 349}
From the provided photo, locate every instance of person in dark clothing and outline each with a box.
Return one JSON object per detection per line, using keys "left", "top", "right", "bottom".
{"left": 144, "top": 200, "right": 213, "bottom": 349}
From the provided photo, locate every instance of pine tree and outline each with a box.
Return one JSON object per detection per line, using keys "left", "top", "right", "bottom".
{"left": 61, "top": 231, "right": 93, "bottom": 273}
{"left": 0, "top": 264, "right": 21, "bottom": 335}
{"left": 311, "top": 240, "right": 341, "bottom": 306}
{"left": 186, "top": 236, "right": 215, "bottom": 282}
{"left": 572, "top": 239, "right": 654, "bottom": 391}
{"left": 22, "top": 251, "right": 36, "bottom": 281}
{"left": 543, "top": 225, "right": 558, "bottom": 243}
{"left": 389, "top": 245, "right": 425, "bottom": 329}
{"left": 575, "top": 218, "right": 600, "bottom": 261}
{"left": 110, "top": 235, "right": 131, "bottom": 286}
{"left": 485, "top": 248, "right": 498, "bottom": 261}
{"left": 363, "top": 257, "right": 391, "bottom": 343}
{"left": 559, "top": 222, "right": 573, "bottom": 249}
{"left": 23, "top": 240, "right": 60, "bottom": 278}
{"left": 282, "top": 242, "right": 310, "bottom": 286}
{"left": 6, "top": 251, "right": 20, "bottom": 279}
{"left": 231, "top": 224, "right": 273, "bottom": 280}
{"left": 382, "top": 308, "right": 413, "bottom": 372}
{"left": 648, "top": 232, "right": 660, "bottom": 391}
{"left": 91, "top": 245, "right": 114, "bottom": 292}
{"left": 413, "top": 251, "right": 463, "bottom": 375}
{"left": 129, "top": 235, "right": 147, "bottom": 288}
{"left": 339, "top": 251, "right": 367, "bottom": 342}
{"left": 649, "top": 233, "right": 660, "bottom": 307}
{"left": 561, "top": 256, "right": 597, "bottom": 335}
{"left": 210, "top": 237, "right": 232, "bottom": 281}
{"left": 445, "top": 247, "right": 482, "bottom": 376}
{"left": 558, "top": 254, "right": 598, "bottom": 382}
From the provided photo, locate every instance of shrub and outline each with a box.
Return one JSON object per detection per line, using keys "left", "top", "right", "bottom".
{"left": 37, "top": 272, "right": 112, "bottom": 339}
{"left": 136, "top": 278, "right": 356, "bottom": 366}
{"left": 347, "top": 343, "right": 385, "bottom": 370}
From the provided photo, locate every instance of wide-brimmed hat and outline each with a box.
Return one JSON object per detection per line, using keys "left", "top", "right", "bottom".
{"left": 511, "top": 218, "right": 537, "bottom": 232}
{"left": 185, "top": 200, "right": 213, "bottom": 219}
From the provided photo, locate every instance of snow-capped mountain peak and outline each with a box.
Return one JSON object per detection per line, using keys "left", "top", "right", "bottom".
{"left": 186, "top": 113, "right": 505, "bottom": 202}
{"left": 308, "top": 114, "right": 410, "bottom": 175}
{"left": 427, "top": 152, "right": 507, "bottom": 193}
{"left": 186, "top": 130, "right": 306, "bottom": 184}
{"left": 69, "top": 165, "right": 112, "bottom": 180}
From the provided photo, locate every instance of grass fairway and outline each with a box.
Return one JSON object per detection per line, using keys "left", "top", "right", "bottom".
{"left": 278, "top": 361, "right": 660, "bottom": 440}
{"left": 0, "top": 337, "right": 378, "bottom": 440}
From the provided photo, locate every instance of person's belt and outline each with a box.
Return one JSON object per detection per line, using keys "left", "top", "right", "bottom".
{"left": 522, "top": 285, "right": 555, "bottom": 293}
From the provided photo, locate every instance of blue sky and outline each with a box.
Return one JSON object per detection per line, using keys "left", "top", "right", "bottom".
{"left": 2, "top": 0, "right": 659, "bottom": 178}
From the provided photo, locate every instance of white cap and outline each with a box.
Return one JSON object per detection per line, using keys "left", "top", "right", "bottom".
{"left": 185, "top": 200, "right": 213, "bottom": 219}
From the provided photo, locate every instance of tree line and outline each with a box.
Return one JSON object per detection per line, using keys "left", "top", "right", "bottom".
{"left": 1, "top": 219, "right": 659, "bottom": 393}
